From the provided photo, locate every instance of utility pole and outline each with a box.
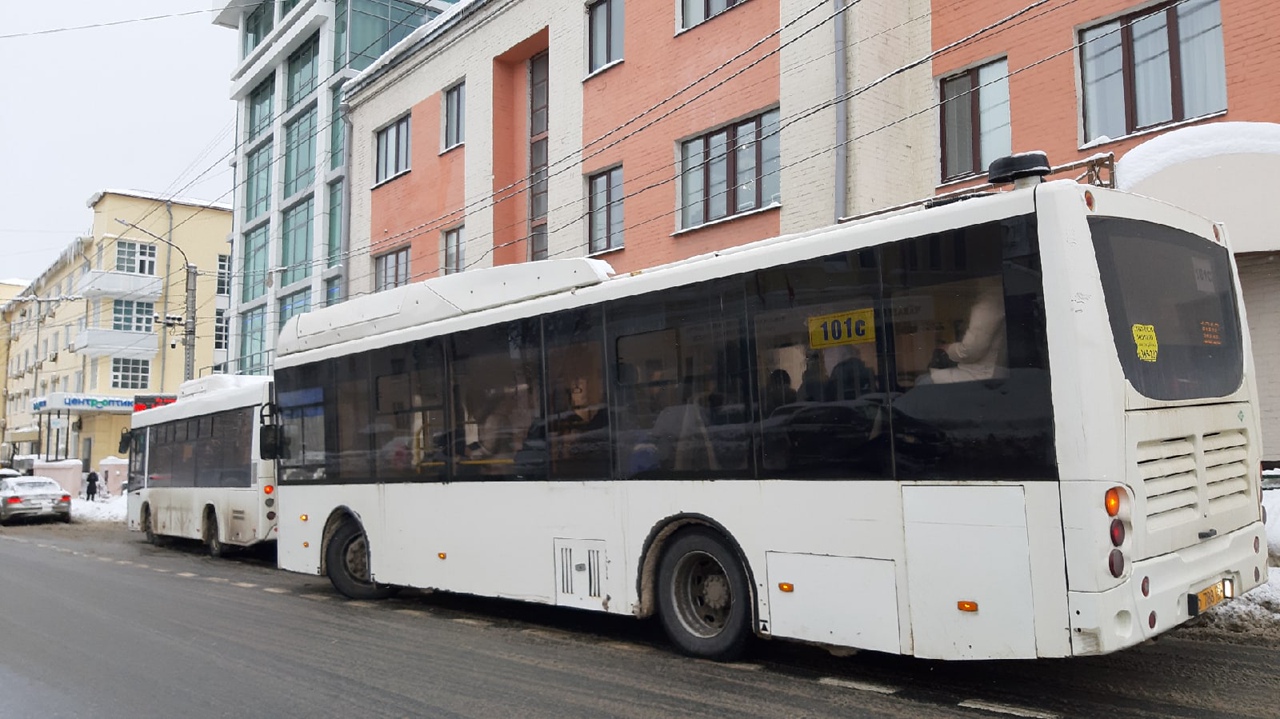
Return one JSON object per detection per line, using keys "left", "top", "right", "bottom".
{"left": 115, "top": 219, "right": 197, "bottom": 382}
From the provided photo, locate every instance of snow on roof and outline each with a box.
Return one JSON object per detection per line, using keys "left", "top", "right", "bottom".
{"left": 345, "top": 0, "right": 488, "bottom": 100}
{"left": 1117, "top": 122, "right": 1280, "bottom": 191}
{"left": 86, "top": 189, "right": 232, "bottom": 212}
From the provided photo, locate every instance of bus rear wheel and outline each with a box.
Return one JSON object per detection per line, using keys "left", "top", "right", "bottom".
{"left": 326, "top": 521, "right": 396, "bottom": 600}
{"left": 205, "top": 512, "right": 225, "bottom": 558}
{"left": 657, "top": 527, "right": 751, "bottom": 661}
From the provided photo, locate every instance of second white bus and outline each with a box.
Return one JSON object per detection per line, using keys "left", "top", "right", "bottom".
{"left": 125, "top": 375, "right": 277, "bottom": 556}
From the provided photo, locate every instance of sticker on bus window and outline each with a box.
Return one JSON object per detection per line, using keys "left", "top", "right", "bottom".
{"left": 1201, "top": 320, "right": 1223, "bottom": 346}
{"left": 1132, "top": 324, "right": 1158, "bottom": 362}
{"left": 808, "top": 309, "right": 875, "bottom": 349}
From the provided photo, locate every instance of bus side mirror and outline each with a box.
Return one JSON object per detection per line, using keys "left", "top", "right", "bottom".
{"left": 118, "top": 430, "right": 133, "bottom": 455}
{"left": 260, "top": 426, "right": 284, "bottom": 460}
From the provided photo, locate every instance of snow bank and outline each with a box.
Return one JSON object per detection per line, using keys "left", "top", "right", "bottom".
{"left": 1116, "top": 121, "right": 1280, "bottom": 191}
{"left": 72, "top": 495, "right": 126, "bottom": 523}
{"left": 1208, "top": 489, "right": 1280, "bottom": 625}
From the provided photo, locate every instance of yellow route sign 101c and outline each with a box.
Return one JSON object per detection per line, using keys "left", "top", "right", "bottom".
{"left": 808, "top": 309, "right": 875, "bottom": 349}
{"left": 1132, "top": 323, "right": 1158, "bottom": 362}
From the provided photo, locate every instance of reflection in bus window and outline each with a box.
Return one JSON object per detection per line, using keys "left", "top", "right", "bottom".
{"left": 884, "top": 216, "right": 1055, "bottom": 480}
{"left": 450, "top": 320, "right": 542, "bottom": 478}
{"left": 752, "top": 249, "right": 889, "bottom": 478}
{"left": 610, "top": 281, "right": 749, "bottom": 479}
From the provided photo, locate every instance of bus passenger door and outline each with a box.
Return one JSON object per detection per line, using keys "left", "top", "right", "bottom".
{"left": 902, "top": 485, "right": 1036, "bottom": 659}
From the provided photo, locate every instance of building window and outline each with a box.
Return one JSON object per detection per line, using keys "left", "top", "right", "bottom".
{"left": 330, "top": 82, "right": 346, "bottom": 170}
{"left": 215, "top": 309, "right": 229, "bottom": 350}
{"left": 344, "top": 0, "right": 428, "bottom": 71}
{"left": 286, "top": 34, "right": 320, "bottom": 108}
{"left": 245, "top": 142, "right": 273, "bottom": 222}
{"left": 529, "top": 52, "right": 549, "bottom": 261}
{"left": 281, "top": 198, "right": 315, "bottom": 287}
{"left": 940, "top": 59, "right": 1011, "bottom": 180}
{"left": 589, "top": 0, "right": 624, "bottom": 72}
{"left": 328, "top": 181, "right": 344, "bottom": 267}
{"left": 325, "top": 277, "right": 344, "bottom": 306}
{"left": 682, "top": 0, "right": 745, "bottom": 30}
{"left": 239, "top": 307, "right": 267, "bottom": 375}
{"left": 116, "top": 241, "right": 157, "bottom": 275}
{"left": 376, "top": 115, "right": 411, "bottom": 183}
{"left": 242, "top": 225, "right": 270, "bottom": 302}
{"left": 281, "top": 0, "right": 301, "bottom": 16}
{"left": 112, "top": 300, "right": 154, "bottom": 333}
{"left": 248, "top": 77, "right": 274, "bottom": 140}
{"left": 111, "top": 358, "right": 149, "bottom": 390}
{"left": 680, "top": 108, "right": 780, "bottom": 229}
{"left": 375, "top": 247, "right": 410, "bottom": 290}
{"left": 217, "top": 254, "right": 231, "bottom": 295}
{"left": 588, "top": 166, "right": 624, "bottom": 253}
{"left": 278, "top": 291, "right": 312, "bottom": 334}
{"left": 284, "top": 105, "right": 318, "bottom": 197}
{"left": 444, "top": 227, "right": 464, "bottom": 275}
{"left": 242, "top": 0, "right": 274, "bottom": 58}
{"left": 444, "top": 82, "right": 465, "bottom": 149}
{"left": 1080, "top": 0, "right": 1226, "bottom": 144}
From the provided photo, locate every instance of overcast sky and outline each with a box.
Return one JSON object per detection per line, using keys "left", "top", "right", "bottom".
{"left": 0, "top": 1, "right": 237, "bottom": 285}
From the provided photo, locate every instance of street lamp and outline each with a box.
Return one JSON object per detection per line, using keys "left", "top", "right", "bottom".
{"left": 115, "top": 219, "right": 197, "bottom": 382}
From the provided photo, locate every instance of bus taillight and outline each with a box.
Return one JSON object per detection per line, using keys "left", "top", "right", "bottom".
{"left": 263, "top": 485, "right": 275, "bottom": 495}
{"left": 1109, "top": 519, "right": 1126, "bottom": 547}
{"left": 1105, "top": 487, "right": 1123, "bottom": 517}
{"left": 1108, "top": 549, "right": 1125, "bottom": 578}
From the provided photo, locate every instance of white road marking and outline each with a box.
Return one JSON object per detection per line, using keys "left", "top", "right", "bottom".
{"left": 176, "top": 572, "right": 197, "bottom": 578}
{"left": 233, "top": 582, "right": 257, "bottom": 588}
{"left": 957, "top": 700, "right": 1058, "bottom": 719}
{"left": 205, "top": 577, "right": 230, "bottom": 583}
{"left": 452, "top": 618, "right": 491, "bottom": 627}
{"left": 263, "top": 587, "right": 289, "bottom": 594}
{"left": 116, "top": 560, "right": 133, "bottom": 565}
{"left": 152, "top": 568, "right": 171, "bottom": 573}
{"left": 97, "top": 557, "right": 113, "bottom": 562}
{"left": 818, "top": 677, "right": 900, "bottom": 695}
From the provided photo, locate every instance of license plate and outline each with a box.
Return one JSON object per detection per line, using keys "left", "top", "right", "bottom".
{"left": 1191, "top": 581, "right": 1227, "bottom": 615}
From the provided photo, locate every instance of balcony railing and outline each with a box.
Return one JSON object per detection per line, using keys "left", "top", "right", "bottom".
{"left": 73, "top": 327, "right": 158, "bottom": 360}
{"left": 77, "top": 270, "right": 163, "bottom": 301}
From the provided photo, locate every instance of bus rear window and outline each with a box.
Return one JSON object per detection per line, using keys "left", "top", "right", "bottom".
{"left": 1090, "top": 217, "right": 1243, "bottom": 401}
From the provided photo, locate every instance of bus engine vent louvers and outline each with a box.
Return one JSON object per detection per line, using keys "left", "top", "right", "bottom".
{"left": 1201, "top": 430, "right": 1251, "bottom": 512}
{"left": 1137, "top": 429, "right": 1251, "bottom": 532}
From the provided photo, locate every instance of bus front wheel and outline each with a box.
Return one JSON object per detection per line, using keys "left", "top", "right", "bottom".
{"left": 657, "top": 527, "right": 751, "bottom": 661}
{"left": 141, "top": 506, "right": 159, "bottom": 545}
{"left": 326, "top": 521, "right": 396, "bottom": 600}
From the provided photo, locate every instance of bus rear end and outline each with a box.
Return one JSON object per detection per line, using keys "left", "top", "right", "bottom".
{"left": 1042, "top": 184, "right": 1269, "bottom": 655}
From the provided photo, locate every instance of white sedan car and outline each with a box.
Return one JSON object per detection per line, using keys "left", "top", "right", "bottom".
{"left": 0, "top": 476, "right": 71, "bottom": 525}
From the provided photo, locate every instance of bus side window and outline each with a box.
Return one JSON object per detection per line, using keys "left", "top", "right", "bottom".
{"left": 450, "top": 320, "right": 543, "bottom": 479}
{"left": 543, "top": 308, "right": 609, "bottom": 480}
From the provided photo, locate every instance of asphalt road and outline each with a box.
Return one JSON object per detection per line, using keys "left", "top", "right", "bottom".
{"left": 1, "top": 521, "right": 1276, "bottom": 719}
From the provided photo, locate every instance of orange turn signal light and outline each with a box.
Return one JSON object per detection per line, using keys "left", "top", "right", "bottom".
{"left": 263, "top": 485, "right": 274, "bottom": 495}
{"left": 957, "top": 601, "right": 978, "bottom": 612}
{"left": 438, "top": 552, "right": 447, "bottom": 560}
{"left": 778, "top": 582, "right": 794, "bottom": 593}
{"left": 299, "top": 514, "right": 308, "bottom": 522}
{"left": 1105, "top": 487, "right": 1122, "bottom": 517}
{"left": 302, "top": 541, "right": 309, "bottom": 548}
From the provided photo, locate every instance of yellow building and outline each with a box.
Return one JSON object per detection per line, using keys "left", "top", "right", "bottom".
{"left": 2, "top": 191, "right": 232, "bottom": 471}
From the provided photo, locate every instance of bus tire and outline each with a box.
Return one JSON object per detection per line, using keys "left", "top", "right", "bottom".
{"left": 141, "top": 506, "right": 159, "bottom": 546}
{"left": 326, "top": 521, "right": 396, "bottom": 600}
{"left": 657, "top": 527, "right": 751, "bottom": 661}
{"left": 205, "top": 511, "right": 225, "bottom": 558}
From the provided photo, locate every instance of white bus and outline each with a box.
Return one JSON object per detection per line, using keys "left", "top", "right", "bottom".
{"left": 263, "top": 153, "right": 1268, "bottom": 661}
{"left": 125, "top": 375, "right": 277, "bottom": 556}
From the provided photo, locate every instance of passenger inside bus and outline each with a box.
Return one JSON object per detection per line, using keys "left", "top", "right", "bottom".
{"left": 928, "top": 275, "right": 1008, "bottom": 384}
